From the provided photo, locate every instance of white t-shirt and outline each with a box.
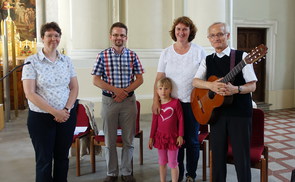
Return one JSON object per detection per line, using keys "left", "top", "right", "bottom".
{"left": 157, "top": 43, "right": 206, "bottom": 102}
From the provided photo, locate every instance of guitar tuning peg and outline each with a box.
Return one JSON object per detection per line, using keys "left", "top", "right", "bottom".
{"left": 255, "top": 62, "right": 258, "bottom": 64}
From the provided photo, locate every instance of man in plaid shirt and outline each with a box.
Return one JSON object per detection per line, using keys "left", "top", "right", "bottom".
{"left": 92, "top": 22, "right": 144, "bottom": 182}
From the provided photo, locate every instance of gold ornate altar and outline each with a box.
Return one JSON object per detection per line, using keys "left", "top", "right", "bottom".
{"left": 0, "top": 3, "right": 37, "bottom": 122}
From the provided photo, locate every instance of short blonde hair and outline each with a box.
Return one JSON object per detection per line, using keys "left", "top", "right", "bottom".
{"left": 157, "top": 77, "right": 173, "bottom": 90}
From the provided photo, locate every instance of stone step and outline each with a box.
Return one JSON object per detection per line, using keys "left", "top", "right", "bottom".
{"left": 256, "top": 102, "right": 272, "bottom": 112}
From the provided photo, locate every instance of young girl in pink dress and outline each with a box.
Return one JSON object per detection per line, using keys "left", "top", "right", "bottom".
{"left": 149, "top": 77, "right": 184, "bottom": 182}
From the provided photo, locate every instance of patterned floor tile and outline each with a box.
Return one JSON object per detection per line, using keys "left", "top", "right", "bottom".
{"left": 265, "top": 125, "right": 276, "bottom": 129}
{"left": 276, "top": 124, "right": 289, "bottom": 128}
{"left": 288, "top": 123, "right": 295, "bottom": 126}
{"left": 282, "top": 159, "right": 295, "bottom": 168}
{"left": 277, "top": 119, "right": 289, "bottom": 123}
{"left": 264, "top": 108, "right": 295, "bottom": 182}
{"left": 266, "top": 120, "right": 277, "bottom": 124}
{"left": 265, "top": 131, "right": 275, "bottom": 135}
{"left": 270, "top": 135, "right": 288, "bottom": 140}
{"left": 269, "top": 151, "right": 287, "bottom": 158}
{"left": 272, "top": 129, "right": 290, "bottom": 134}
{"left": 286, "top": 128, "right": 295, "bottom": 132}
{"left": 268, "top": 143, "right": 288, "bottom": 149}
{"left": 268, "top": 175, "right": 284, "bottom": 182}
{"left": 284, "top": 149, "right": 295, "bottom": 156}
{"left": 280, "top": 172, "right": 292, "bottom": 180}
{"left": 285, "top": 141, "right": 295, "bottom": 146}
{"left": 269, "top": 162, "right": 287, "bottom": 171}
{"left": 287, "top": 134, "right": 295, "bottom": 139}
{"left": 264, "top": 137, "right": 273, "bottom": 142}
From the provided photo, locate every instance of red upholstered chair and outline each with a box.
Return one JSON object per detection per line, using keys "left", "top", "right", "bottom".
{"left": 90, "top": 101, "right": 143, "bottom": 173}
{"left": 209, "top": 108, "right": 268, "bottom": 182}
{"left": 71, "top": 103, "right": 92, "bottom": 176}
{"left": 199, "top": 124, "right": 209, "bottom": 181}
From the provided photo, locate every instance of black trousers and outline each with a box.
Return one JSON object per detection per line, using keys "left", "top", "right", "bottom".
{"left": 210, "top": 115, "right": 252, "bottom": 182}
{"left": 27, "top": 109, "right": 76, "bottom": 182}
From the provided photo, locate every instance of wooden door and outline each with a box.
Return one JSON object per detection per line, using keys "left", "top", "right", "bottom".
{"left": 237, "top": 28, "right": 266, "bottom": 103}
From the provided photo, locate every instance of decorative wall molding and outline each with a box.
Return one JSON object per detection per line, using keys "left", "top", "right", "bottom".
{"left": 69, "top": 47, "right": 214, "bottom": 68}
{"left": 233, "top": 19, "right": 278, "bottom": 92}
{"left": 69, "top": 49, "right": 162, "bottom": 68}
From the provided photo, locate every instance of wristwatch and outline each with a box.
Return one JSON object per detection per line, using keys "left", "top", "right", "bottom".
{"left": 238, "top": 86, "right": 242, "bottom": 94}
{"left": 63, "top": 107, "right": 71, "bottom": 113}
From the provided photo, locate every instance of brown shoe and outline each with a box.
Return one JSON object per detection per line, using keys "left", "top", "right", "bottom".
{"left": 103, "top": 176, "right": 118, "bottom": 182}
{"left": 121, "top": 175, "right": 136, "bottom": 182}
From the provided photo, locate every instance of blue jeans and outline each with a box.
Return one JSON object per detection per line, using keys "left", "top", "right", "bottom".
{"left": 27, "top": 109, "right": 76, "bottom": 182}
{"left": 178, "top": 102, "right": 200, "bottom": 180}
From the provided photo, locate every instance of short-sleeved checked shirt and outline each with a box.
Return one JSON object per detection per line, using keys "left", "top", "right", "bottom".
{"left": 91, "top": 47, "right": 144, "bottom": 94}
{"left": 21, "top": 50, "right": 77, "bottom": 113}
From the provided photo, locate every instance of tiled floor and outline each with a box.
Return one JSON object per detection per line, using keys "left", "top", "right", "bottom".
{"left": 0, "top": 108, "right": 294, "bottom": 181}
{"left": 264, "top": 109, "right": 295, "bottom": 182}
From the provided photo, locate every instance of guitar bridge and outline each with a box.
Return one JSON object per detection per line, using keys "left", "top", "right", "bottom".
{"left": 197, "top": 96, "right": 205, "bottom": 114}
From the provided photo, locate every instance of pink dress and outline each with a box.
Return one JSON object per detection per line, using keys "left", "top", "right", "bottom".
{"left": 149, "top": 98, "right": 184, "bottom": 150}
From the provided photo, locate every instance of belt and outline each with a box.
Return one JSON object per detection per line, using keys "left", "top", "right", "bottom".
{"left": 102, "top": 91, "right": 134, "bottom": 98}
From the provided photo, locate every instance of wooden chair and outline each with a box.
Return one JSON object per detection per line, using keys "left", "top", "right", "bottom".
{"left": 71, "top": 103, "right": 92, "bottom": 176}
{"left": 209, "top": 108, "right": 268, "bottom": 182}
{"left": 90, "top": 101, "right": 143, "bottom": 173}
{"left": 199, "top": 124, "right": 209, "bottom": 181}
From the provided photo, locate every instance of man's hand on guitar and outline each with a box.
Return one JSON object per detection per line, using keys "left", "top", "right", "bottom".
{"left": 225, "top": 82, "right": 239, "bottom": 96}
{"left": 210, "top": 79, "right": 227, "bottom": 96}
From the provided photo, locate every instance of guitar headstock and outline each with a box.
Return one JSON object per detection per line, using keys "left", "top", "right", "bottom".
{"left": 244, "top": 44, "right": 268, "bottom": 64}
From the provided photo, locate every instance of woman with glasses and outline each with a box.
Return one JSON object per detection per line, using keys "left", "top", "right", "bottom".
{"left": 22, "top": 22, "right": 79, "bottom": 182}
{"left": 152, "top": 16, "right": 206, "bottom": 182}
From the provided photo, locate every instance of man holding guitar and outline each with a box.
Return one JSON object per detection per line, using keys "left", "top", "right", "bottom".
{"left": 192, "top": 22, "right": 257, "bottom": 182}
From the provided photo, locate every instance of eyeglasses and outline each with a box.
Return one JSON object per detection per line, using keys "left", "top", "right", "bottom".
{"left": 112, "top": 34, "right": 127, "bottom": 38}
{"left": 45, "top": 34, "right": 61, "bottom": 39}
{"left": 207, "top": 32, "right": 227, "bottom": 39}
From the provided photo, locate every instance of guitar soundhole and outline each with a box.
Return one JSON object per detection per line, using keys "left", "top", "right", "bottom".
{"left": 208, "top": 90, "right": 216, "bottom": 99}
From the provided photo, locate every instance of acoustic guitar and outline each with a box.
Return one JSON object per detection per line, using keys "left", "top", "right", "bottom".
{"left": 191, "top": 44, "right": 268, "bottom": 125}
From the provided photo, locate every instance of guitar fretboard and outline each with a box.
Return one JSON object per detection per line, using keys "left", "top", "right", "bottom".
{"left": 221, "top": 60, "right": 247, "bottom": 83}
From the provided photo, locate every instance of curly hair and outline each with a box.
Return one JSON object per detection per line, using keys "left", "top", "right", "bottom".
{"left": 169, "top": 16, "right": 197, "bottom": 42}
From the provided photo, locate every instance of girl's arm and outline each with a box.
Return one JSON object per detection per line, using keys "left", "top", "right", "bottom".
{"left": 176, "top": 136, "right": 183, "bottom": 147}
{"left": 148, "top": 114, "right": 159, "bottom": 149}
{"left": 148, "top": 138, "right": 154, "bottom": 150}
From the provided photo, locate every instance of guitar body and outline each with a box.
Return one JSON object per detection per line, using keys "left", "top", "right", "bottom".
{"left": 191, "top": 75, "right": 232, "bottom": 125}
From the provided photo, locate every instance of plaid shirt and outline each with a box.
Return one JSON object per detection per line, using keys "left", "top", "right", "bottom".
{"left": 92, "top": 47, "right": 144, "bottom": 94}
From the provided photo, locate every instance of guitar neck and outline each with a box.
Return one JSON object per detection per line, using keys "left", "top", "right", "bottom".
{"left": 221, "top": 60, "right": 247, "bottom": 83}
